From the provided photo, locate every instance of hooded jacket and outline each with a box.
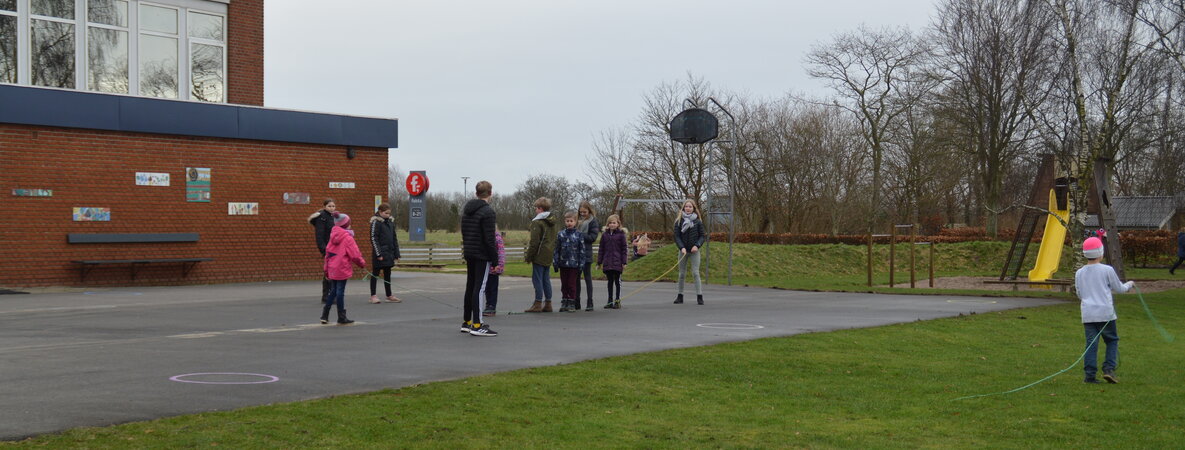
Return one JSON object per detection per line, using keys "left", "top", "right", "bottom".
{"left": 369, "top": 213, "right": 401, "bottom": 268}
{"left": 578, "top": 216, "right": 601, "bottom": 260}
{"left": 324, "top": 226, "right": 366, "bottom": 280}
{"left": 460, "top": 198, "right": 497, "bottom": 262}
{"left": 598, "top": 228, "right": 628, "bottom": 272}
{"left": 308, "top": 209, "right": 336, "bottom": 255}
{"left": 554, "top": 227, "right": 588, "bottom": 269}
{"left": 526, "top": 211, "right": 558, "bottom": 266}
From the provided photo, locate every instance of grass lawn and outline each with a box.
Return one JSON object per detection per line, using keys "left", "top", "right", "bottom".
{"left": 8, "top": 289, "right": 1181, "bottom": 448}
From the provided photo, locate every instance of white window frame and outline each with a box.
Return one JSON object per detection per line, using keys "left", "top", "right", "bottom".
{"left": 85, "top": 0, "right": 131, "bottom": 93}
{"left": 2, "top": 0, "right": 228, "bottom": 102}
{"left": 185, "top": 9, "right": 224, "bottom": 102}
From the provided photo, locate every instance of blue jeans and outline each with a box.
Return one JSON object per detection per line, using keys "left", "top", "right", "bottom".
{"left": 531, "top": 263, "right": 552, "bottom": 301}
{"left": 1083, "top": 320, "right": 1119, "bottom": 379}
{"left": 324, "top": 281, "right": 346, "bottom": 312}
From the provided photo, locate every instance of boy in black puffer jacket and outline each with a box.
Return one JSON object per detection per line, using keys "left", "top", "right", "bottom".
{"left": 459, "top": 181, "right": 498, "bottom": 336}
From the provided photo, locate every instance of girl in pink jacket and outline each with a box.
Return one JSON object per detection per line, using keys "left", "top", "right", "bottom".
{"left": 322, "top": 214, "right": 366, "bottom": 325}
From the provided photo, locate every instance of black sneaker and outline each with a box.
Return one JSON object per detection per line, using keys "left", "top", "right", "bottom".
{"left": 337, "top": 319, "right": 355, "bottom": 325}
{"left": 1102, "top": 372, "right": 1118, "bottom": 384}
{"left": 482, "top": 309, "right": 496, "bottom": 317}
{"left": 460, "top": 322, "right": 471, "bottom": 333}
{"left": 1084, "top": 378, "right": 1101, "bottom": 384}
{"left": 603, "top": 301, "right": 615, "bottom": 309}
{"left": 469, "top": 323, "right": 498, "bottom": 337}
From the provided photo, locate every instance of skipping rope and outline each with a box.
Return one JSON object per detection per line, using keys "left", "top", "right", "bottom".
{"left": 362, "top": 271, "right": 460, "bottom": 310}
{"left": 953, "top": 284, "right": 1173, "bottom": 401}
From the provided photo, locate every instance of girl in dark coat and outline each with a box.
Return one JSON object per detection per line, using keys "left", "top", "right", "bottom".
{"left": 308, "top": 198, "right": 337, "bottom": 304}
{"left": 575, "top": 201, "right": 601, "bottom": 311}
{"left": 673, "top": 199, "right": 706, "bottom": 305}
{"left": 597, "top": 214, "right": 629, "bottom": 309}
{"left": 369, "top": 203, "right": 402, "bottom": 303}
{"left": 1171, "top": 227, "right": 1185, "bottom": 275}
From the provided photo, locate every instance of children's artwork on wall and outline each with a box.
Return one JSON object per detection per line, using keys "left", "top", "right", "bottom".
{"left": 228, "top": 202, "right": 260, "bottom": 215}
{"left": 135, "top": 172, "right": 171, "bottom": 186}
{"left": 375, "top": 195, "right": 382, "bottom": 212}
{"left": 329, "top": 182, "right": 355, "bottom": 189}
{"left": 186, "top": 167, "right": 211, "bottom": 202}
{"left": 12, "top": 189, "right": 53, "bottom": 197}
{"left": 73, "top": 207, "right": 111, "bottom": 221}
{"left": 282, "top": 192, "right": 310, "bottom": 204}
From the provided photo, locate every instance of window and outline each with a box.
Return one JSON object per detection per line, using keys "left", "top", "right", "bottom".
{"left": 87, "top": 0, "right": 129, "bottom": 93}
{"left": 0, "top": 0, "right": 15, "bottom": 83}
{"left": 30, "top": 0, "right": 75, "bottom": 88}
{"left": 139, "top": 3, "right": 178, "bottom": 98}
{"left": 1, "top": 0, "right": 227, "bottom": 102}
{"left": 188, "top": 11, "right": 222, "bottom": 102}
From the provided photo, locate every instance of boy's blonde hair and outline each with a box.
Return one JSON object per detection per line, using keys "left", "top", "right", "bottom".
{"left": 534, "top": 197, "right": 552, "bottom": 211}
{"left": 563, "top": 210, "right": 579, "bottom": 221}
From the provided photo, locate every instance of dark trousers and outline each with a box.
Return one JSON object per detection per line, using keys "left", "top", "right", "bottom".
{"left": 576, "top": 263, "right": 594, "bottom": 301}
{"left": 559, "top": 267, "right": 580, "bottom": 300}
{"left": 605, "top": 270, "right": 622, "bottom": 300}
{"left": 484, "top": 274, "right": 500, "bottom": 311}
{"left": 321, "top": 275, "right": 331, "bottom": 303}
{"left": 370, "top": 266, "right": 392, "bottom": 296}
{"left": 463, "top": 260, "right": 490, "bottom": 325}
{"left": 1171, "top": 257, "right": 1184, "bottom": 273}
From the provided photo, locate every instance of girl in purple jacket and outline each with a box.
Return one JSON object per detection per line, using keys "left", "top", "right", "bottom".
{"left": 597, "top": 214, "right": 629, "bottom": 309}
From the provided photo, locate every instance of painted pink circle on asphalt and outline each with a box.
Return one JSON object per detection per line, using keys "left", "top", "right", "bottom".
{"left": 169, "top": 372, "right": 279, "bottom": 384}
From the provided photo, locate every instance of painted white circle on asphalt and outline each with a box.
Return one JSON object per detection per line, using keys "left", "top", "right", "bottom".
{"left": 696, "top": 323, "right": 765, "bottom": 330}
{"left": 169, "top": 372, "right": 280, "bottom": 385}
{"left": 945, "top": 299, "right": 998, "bottom": 304}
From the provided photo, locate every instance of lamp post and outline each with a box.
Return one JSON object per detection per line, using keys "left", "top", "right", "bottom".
{"left": 461, "top": 176, "right": 470, "bottom": 196}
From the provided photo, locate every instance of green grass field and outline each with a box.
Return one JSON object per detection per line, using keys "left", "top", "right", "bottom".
{"left": 7, "top": 240, "right": 1184, "bottom": 448}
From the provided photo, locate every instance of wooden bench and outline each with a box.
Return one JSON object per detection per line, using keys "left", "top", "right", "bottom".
{"left": 68, "top": 233, "right": 212, "bottom": 281}
{"left": 983, "top": 279, "right": 1073, "bottom": 293}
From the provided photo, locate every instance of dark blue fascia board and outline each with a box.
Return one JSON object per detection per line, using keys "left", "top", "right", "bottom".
{"left": 0, "top": 84, "right": 398, "bottom": 148}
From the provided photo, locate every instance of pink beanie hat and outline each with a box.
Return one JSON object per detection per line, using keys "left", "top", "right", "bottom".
{"left": 1083, "top": 237, "right": 1104, "bottom": 259}
{"left": 335, "top": 213, "right": 351, "bottom": 229}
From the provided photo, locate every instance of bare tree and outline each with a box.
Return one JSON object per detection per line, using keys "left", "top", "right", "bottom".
{"left": 805, "top": 26, "right": 930, "bottom": 231}
{"left": 630, "top": 74, "right": 715, "bottom": 203}
{"left": 932, "top": 0, "right": 1055, "bottom": 235}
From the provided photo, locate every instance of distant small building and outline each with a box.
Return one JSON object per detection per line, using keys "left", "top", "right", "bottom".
{"left": 1085, "top": 196, "right": 1184, "bottom": 231}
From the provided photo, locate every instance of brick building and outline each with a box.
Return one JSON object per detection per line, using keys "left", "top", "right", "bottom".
{"left": 0, "top": 0, "right": 398, "bottom": 286}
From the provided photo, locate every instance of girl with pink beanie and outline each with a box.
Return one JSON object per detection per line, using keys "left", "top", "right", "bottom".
{"left": 322, "top": 214, "right": 366, "bottom": 325}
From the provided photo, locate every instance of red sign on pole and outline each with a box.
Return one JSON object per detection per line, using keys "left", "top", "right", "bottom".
{"left": 406, "top": 172, "right": 429, "bottom": 196}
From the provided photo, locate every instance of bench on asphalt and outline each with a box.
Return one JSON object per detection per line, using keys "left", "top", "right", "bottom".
{"left": 68, "top": 233, "right": 213, "bottom": 281}
{"left": 982, "top": 279, "right": 1073, "bottom": 293}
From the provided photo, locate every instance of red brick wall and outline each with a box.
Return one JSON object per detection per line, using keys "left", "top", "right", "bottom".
{"left": 0, "top": 124, "right": 389, "bottom": 287}
{"left": 227, "top": 0, "right": 264, "bottom": 106}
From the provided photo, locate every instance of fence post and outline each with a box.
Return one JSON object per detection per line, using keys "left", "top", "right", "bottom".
{"left": 929, "top": 241, "right": 935, "bottom": 288}
{"left": 889, "top": 228, "right": 896, "bottom": 288}
{"left": 910, "top": 224, "right": 916, "bottom": 289}
{"left": 867, "top": 232, "right": 873, "bottom": 287}
{"left": 428, "top": 247, "right": 434, "bottom": 265}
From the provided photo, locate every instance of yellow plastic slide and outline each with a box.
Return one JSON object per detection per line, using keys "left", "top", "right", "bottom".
{"left": 1027, "top": 189, "right": 1070, "bottom": 282}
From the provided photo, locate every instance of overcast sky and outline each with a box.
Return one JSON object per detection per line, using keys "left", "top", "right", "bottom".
{"left": 264, "top": 0, "right": 937, "bottom": 196}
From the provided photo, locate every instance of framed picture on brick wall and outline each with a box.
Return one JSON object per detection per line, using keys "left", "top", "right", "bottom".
{"left": 186, "top": 168, "right": 211, "bottom": 202}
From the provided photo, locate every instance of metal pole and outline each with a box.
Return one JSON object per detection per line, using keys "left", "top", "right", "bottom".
{"left": 708, "top": 97, "right": 738, "bottom": 286}
{"left": 703, "top": 143, "right": 711, "bottom": 279}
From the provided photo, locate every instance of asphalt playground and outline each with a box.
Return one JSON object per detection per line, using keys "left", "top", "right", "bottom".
{"left": 0, "top": 272, "right": 1063, "bottom": 440}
